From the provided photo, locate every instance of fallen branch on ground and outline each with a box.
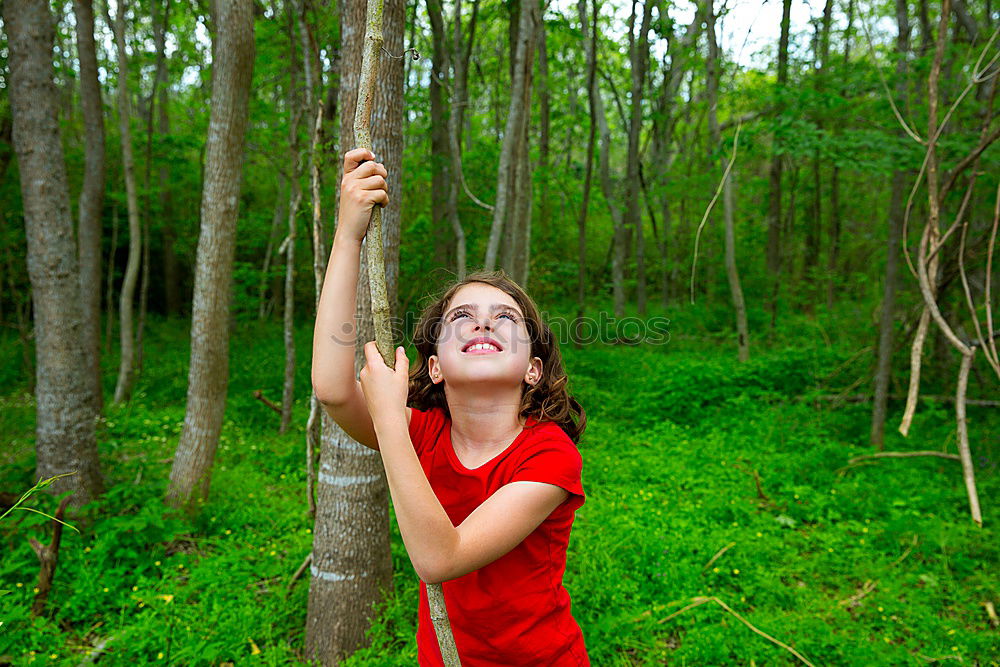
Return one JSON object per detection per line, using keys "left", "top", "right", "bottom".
{"left": 253, "top": 390, "right": 281, "bottom": 415}
{"left": 657, "top": 595, "right": 816, "bottom": 667}
{"left": 848, "top": 451, "right": 960, "bottom": 465}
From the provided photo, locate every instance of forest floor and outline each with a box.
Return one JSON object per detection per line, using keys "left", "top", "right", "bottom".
{"left": 1, "top": 311, "right": 998, "bottom": 666}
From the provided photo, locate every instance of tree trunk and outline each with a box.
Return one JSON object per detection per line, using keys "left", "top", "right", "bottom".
{"left": 427, "top": 0, "right": 453, "bottom": 273}
{"left": 485, "top": 0, "right": 539, "bottom": 272}
{"left": 595, "top": 78, "right": 626, "bottom": 317}
{"left": 626, "top": 1, "right": 654, "bottom": 316}
{"left": 110, "top": 0, "right": 143, "bottom": 405}
{"left": 305, "top": 0, "right": 402, "bottom": 660}
{"left": 706, "top": 0, "right": 749, "bottom": 361}
{"left": 575, "top": 0, "right": 597, "bottom": 344}
{"left": 766, "top": 0, "right": 792, "bottom": 327}
{"left": 5, "top": 0, "right": 104, "bottom": 507}
{"left": 282, "top": 3, "right": 304, "bottom": 436}
{"left": 259, "top": 179, "right": 286, "bottom": 320}
{"left": 537, "top": 18, "right": 550, "bottom": 234}
{"left": 443, "top": 0, "right": 480, "bottom": 281}
{"left": 72, "top": 0, "right": 105, "bottom": 415}
{"left": 166, "top": 0, "right": 255, "bottom": 511}
{"left": 871, "top": 0, "right": 910, "bottom": 450}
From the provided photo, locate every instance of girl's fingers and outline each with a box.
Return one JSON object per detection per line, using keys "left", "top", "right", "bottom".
{"left": 354, "top": 174, "right": 388, "bottom": 192}
{"left": 352, "top": 161, "right": 387, "bottom": 179}
{"left": 343, "top": 148, "right": 376, "bottom": 173}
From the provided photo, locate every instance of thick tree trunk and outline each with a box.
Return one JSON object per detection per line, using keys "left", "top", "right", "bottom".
{"left": 706, "top": 0, "right": 749, "bottom": 361}
{"left": 485, "top": 0, "right": 539, "bottom": 272}
{"left": 110, "top": 0, "right": 143, "bottom": 405}
{"left": 166, "top": 0, "right": 255, "bottom": 511}
{"left": 5, "top": 0, "right": 104, "bottom": 507}
{"left": 72, "top": 0, "right": 105, "bottom": 414}
{"left": 626, "top": 1, "right": 654, "bottom": 316}
{"left": 871, "top": 0, "right": 911, "bottom": 449}
{"left": 306, "top": 0, "right": 402, "bottom": 661}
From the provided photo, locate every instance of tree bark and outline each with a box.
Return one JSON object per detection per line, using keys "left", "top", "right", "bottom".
{"left": 427, "top": 0, "right": 453, "bottom": 273}
{"left": 443, "top": 0, "right": 480, "bottom": 280}
{"left": 110, "top": 0, "right": 143, "bottom": 405}
{"left": 166, "top": 0, "right": 255, "bottom": 511}
{"left": 626, "top": 1, "right": 654, "bottom": 316}
{"left": 575, "top": 0, "right": 597, "bottom": 344}
{"left": 282, "top": 3, "right": 305, "bottom": 436}
{"left": 5, "top": 0, "right": 104, "bottom": 507}
{"left": 306, "top": 0, "right": 402, "bottom": 661}
{"left": 766, "top": 0, "right": 792, "bottom": 327}
{"left": 485, "top": 0, "right": 539, "bottom": 272}
{"left": 595, "top": 78, "right": 626, "bottom": 317}
{"left": 72, "top": 0, "right": 105, "bottom": 415}
{"left": 706, "top": 0, "right": 749, "bottom": 361}
{"left": 871, "top": 0, "right": 910, "bottom": 450}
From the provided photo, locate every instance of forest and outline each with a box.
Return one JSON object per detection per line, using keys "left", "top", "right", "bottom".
{"left": 1, "top": 0, "right": 998, "bottom": 663}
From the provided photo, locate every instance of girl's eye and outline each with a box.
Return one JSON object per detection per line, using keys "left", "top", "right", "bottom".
{"left": 450, "top": 310, "right": 470, "bottom": 321}
{"left": 498, "top": 313, "right": 518, "bottom": 322}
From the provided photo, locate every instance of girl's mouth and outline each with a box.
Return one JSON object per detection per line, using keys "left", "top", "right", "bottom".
{"left": 462, "top": 337, "right": 503, "bottom": 354}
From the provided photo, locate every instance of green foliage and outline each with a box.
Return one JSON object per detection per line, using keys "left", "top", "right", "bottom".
{"left": 2, "top": 320, "right": 998, "bottom": 664}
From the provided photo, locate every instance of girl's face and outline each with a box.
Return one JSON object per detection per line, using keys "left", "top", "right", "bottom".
{"left": 427, "top": 282, "right": 542, "bottom": 392}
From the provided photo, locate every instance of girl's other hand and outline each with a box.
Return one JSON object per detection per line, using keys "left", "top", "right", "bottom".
{"left": 338, "top": 149, "right": 389, "bottom": 243}
{"left": 359, "top": 342, "right": 409, "bottom": 427}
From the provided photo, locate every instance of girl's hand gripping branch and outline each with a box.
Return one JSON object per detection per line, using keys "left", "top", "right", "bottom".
{"left": 310, "top": 151, "right": 388, "bottom": 446}
{"left": 358, "top": 341, "right": 409, "bottom": 427}
{"left": 338, "top": 148, "right": 389, "bottom": 244}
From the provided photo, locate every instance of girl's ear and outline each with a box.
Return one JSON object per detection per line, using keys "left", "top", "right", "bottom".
{"left": 428, "top": 354, "right": 443, "bottom": 384}
{"left": 525, "top": 356, "right": 543, "bottom": 386}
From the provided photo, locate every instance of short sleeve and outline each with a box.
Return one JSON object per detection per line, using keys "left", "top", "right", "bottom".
{"left": 407, "top": 406, "right": 446, "bottom": 458}
{"left": 509, "top": 438, "right": 586, "bottom": 512}
{"left": 407, "top": 406, "right": 428, "bottom": 457}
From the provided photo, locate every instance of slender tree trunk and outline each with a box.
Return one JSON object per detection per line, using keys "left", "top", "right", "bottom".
{"left": 166, "top": 0, "right": 255, "bottom": 511}
{"left": 259, "top": 180, "right": 286, "bottom": 320}
{"left": 72, "top": 0, "right": 105, "bottom": 414}
{"left": 110, "top": 0, "right": 142, "bottom": 405}
{"left": 5, "top": 0, "right": 104, "bottom": 507}
{"left": 706, "top": 0, "right": 749, "bottom": 361}
{"left": 595, "top": 81, "right": 626, "bottom": 317}
{"left": 306, "top": 0, "right": 402, "bottom": 660}
{"left": 626, "top": 1, "right": 654, "bottom": 316}
{"left": 537, "top": 19, "right": 550, "bottom": 233}
{"left": 871, "top": 0, "right": 911, "bottom": 449}
{"left": 443, "top": 0, "right": 479, "bottom": 280}
{"left": 282, "top": 4, "right": 304, "bottom": 435}
{"left": 105, "top": 205, "right": 119, "bottom": 355}
{"left": 575, "top": 0, "right": 597, "bottom": 344}
{"left": 766, "top": 0, "right": 792, "bottom": 327}
{"left": 485, "top": 0, "right": 539, "bottom": 272}
{"left": 427, "top": 0, "right": 453, "bottom": 272}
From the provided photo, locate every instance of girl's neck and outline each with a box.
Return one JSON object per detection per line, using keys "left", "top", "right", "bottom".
{"left": 445, "top": 389, "right": 526, "bottom": 452}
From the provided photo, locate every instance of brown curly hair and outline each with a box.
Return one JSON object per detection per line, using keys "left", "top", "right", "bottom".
{"left": 407, "top": 270, "right": 586, "bottom": 444}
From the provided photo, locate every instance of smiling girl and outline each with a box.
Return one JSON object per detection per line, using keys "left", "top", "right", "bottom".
{"left": 312, "top": 149, "right": 589, "bottom": 665}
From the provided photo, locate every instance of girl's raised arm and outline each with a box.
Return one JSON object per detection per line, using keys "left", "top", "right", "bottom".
{"left": 312, "top": 149, "right": 392, "bottom": 450}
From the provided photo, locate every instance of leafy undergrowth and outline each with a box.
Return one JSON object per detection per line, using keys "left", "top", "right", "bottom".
{"left": 1, "top": 318, "right": 998, "bottom": 666}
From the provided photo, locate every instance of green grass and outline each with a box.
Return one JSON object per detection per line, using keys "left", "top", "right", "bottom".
{"left": 1, "top": 314, "right": 998, "bottom": 666}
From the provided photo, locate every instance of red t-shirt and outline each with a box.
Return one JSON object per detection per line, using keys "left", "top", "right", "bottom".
{"left": 406, "top": 405, "right": 590, "bottom": 666}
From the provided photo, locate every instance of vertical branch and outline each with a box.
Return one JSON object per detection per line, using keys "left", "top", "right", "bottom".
{"left": 353, "top": 1, "right": 460, "bottom": 664}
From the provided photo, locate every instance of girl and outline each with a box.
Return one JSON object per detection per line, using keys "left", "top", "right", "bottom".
{"left": 313, "top": 148, "right": 589, "bottom": 666}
